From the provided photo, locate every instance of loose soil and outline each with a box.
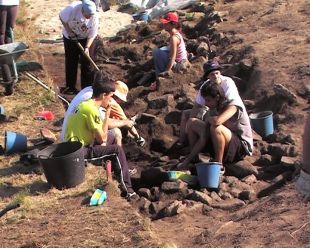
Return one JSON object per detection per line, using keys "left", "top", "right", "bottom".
{"left": 0, "top": 0, "right": 309, "bottom": 247}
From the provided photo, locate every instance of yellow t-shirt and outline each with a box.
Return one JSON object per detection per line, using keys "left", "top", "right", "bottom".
{"left": 64, "top": 99, "right": 102, "bottom": 146}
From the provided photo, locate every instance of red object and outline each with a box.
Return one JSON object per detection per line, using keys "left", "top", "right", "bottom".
{"left": 106, "top": 160, "right": 112, "bottom": 183}
{"left": 160, "top": 12, "right": 179, "bottom": 24}
{"left": 36, "top": 111, "right": 54, "bottom": 121}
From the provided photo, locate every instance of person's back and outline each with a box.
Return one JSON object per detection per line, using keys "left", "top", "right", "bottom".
{"left": 64, "top": 99, "right": 99, "bottom": 145}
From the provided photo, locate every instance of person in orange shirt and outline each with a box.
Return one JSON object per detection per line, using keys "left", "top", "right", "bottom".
{"left": 109, "top": 81, "right": 145, "bottom": 147}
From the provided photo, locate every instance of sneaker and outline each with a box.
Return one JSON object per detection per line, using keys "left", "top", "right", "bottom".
{"left": 127, "top": 192, "right": 139, "bottom": 201}
{"left": 136, "top": 136, "right": 145, "bottom": 147}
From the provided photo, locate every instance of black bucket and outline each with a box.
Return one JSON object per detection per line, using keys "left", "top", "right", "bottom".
{"left": 38, "top": 141, "right": 85, "bottom": 189}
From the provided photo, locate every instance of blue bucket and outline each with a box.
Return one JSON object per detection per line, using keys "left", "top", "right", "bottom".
{"left": 196, "top": 162, "right": 222, "bottom": 188}
{"left": 0, "top": 105, "right": 4, "bottom": 115}
{"left": 5, "top": 131, "right": 27, "bottom": 154}
{"left": 249, "top": 111, "right": 274, "bottom": 138}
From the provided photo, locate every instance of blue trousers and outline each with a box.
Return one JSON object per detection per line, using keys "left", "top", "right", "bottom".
{"left": 153, "top": 47, "right": 170, "bottom": 76}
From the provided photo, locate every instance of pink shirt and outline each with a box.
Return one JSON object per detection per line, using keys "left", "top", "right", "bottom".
{"left": 175, "top": 32, "right": 187, "bottom": 62}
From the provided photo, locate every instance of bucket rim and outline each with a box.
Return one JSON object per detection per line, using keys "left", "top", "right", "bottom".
{"left": 38, "top": 141, "right": 83, "bottom": 160}
{"left": 249, "top": 110, "right": 273, "bottom": 120}
{"left": 195, "top": 161, "right": 223, "bottom": 166}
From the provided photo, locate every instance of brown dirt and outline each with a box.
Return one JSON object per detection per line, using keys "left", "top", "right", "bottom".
{"left": 0, "top": 0, "right": 310, "bottom": 247}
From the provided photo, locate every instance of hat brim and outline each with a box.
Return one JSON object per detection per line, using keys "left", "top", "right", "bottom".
{"left": 160, "top": 18, "right": 170, "bottom": 24}
{"left": 114, "top": 90, "right": 127, "bottom": 102}
{"left": 205, "top": 67, "right": 221, "bottom": 76}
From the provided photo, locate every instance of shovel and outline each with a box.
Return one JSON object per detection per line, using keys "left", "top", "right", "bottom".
{"left": 75, "top": 41, "right": 100, "bottom": 72}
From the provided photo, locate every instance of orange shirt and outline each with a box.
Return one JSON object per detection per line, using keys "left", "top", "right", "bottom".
{"left": 110, "top": 99, "right": 127, "bottom": 120}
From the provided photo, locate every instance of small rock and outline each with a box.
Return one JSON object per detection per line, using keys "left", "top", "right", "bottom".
{"left": 165, "top": 110, "right": 182, "bottom": 124}
{"left": 226, "top": 160, "right": 258, "bottom": 179}
{"left": 186, "top": 190, "right": 213, "bottom": 206}
{"left": 212, "top": 199, "right": 246, "bottom": 211}
{"left": 202, "top": 204, "right": 213, "bottom": 214}
{"left": 210, "top": 191, "right": 222, "bottom": 202}
{"left": 138, "top": 197, "right": 151, "bottom": 211}
{"left": 161, "top": 181, "right": 187, "bottom": 193}
{"left": 255, "top": 154, "right": 273, "bottom": 167}
{"left": 149, "top": 201, "right": 166, "bottom": 215}
{"left": 267, "top": 143, "right": 298, "bottom": 157}
{"left": 273, "top": 83, "right": 298, "bottom": 104}
{"left": 150, "top": 187, "right": 160, "bottom": 201}
{"left": 229, "top": 188, "right": 242, "bottom": 198}
{"left": 153, "top": 200, "right": 186, "bottom": 220}
{"left": 238, "top": 190, "right": 256, "bottom": 201}
{"left": 242, "top": 174, "right": 257, "bottom": 184}
{"left": 196, "top": 42, "right": 209, "bottom": 57}
{"left": 138, "top": 188, "right": 152, "bottom": 200}
{"left": 219, "top": 192, "right": 234, "bottom": 200}
{"left": 281, "top": 156, "right": 297, "bottom": 166}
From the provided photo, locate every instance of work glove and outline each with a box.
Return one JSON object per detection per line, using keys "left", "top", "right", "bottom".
{"left": 136, "top": 136, "right": 145, "bottom": 147}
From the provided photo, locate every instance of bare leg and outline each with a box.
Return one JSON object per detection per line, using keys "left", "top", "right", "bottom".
{"left": 114, "top": 128, "right": 123, "bottom": 146}
{"left": 179, "top": 109, "right": 191, "bottom": 143}
{"left": 178, "top": 119, "right": 208, "bottom": 170}
{"left": 210, "top": 125, "right": 232, "bottom": 163}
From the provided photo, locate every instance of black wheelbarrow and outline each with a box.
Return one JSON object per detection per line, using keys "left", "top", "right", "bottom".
{"left": 0, "top": 42, "right": 28, "bottom": 95}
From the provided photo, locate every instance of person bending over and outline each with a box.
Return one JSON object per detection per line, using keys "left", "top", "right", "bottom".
{"left": 177, "top": 82, "right": 253, "bottom": 170}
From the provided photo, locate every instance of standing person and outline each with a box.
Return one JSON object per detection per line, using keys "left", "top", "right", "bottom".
{"left": 0, "top": 0, "right": 19, "bottom": 95}
{"left": 177, "top": 82, "right": 253, "bottom": 170}
{"left": 296, "top": 113, "right": 310, "bottom": 201}
{"left": 59, "top": 0, "right": 99, "bottom": 95}
{"left": 151, "top": 12, "right": 189, "bottom": 90}
{"left": 64, "top": 74, "right": 138, "bottom": 199}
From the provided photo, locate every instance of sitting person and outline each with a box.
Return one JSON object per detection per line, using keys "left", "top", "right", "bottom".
{"left": 61, "top": 75, "right": 145, "bottom": 147}
{"left": 151, "top": 12, "right": 189, "bottom": 90}
{"left": 63, "top": 73, "right": 137, "bottom": 199}
{"left": 178, "top": 60, "right": 242, "bottom": 147}
{"left": 177, "top": 82, "right": 253, "bottom": 170}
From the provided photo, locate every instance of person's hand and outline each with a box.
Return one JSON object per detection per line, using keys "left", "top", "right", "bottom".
{"left": 206, "top": 115, "right": 219, "bottom": 126}
{"left": 158, "top": 70, "right": 172, "bottom": 78}
{"left": 84, "top": 47, "right": 89, "bottom": 56}
{"left": 126, "top": 119, "right": 135, "bottom": 129}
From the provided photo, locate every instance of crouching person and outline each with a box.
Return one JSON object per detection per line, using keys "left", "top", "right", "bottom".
{"left": 178, "top": 82, "right": 253, "bottom": 170}
{"left": 63, "top": 75, "right": 137, "bottom": 199}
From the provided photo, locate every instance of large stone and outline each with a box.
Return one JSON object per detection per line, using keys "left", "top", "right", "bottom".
{"left": 165, "top": 110, "right": 182, "bottom": 124}
{"left": 242, "top": 174, "right": 257, "bottom": 184}
{"left": 161, "top": 181, "right": 187, "bottom": 193}
{"left": 153, "top": 200, "right": 186, "bottom": 220}
{"left": 212, "top": 199, "right": 246, "bottom": 211}
{"left": 273, "top": 83, "right": 298, "bottom": 104}
{"left": 196, "top": 42, "right": 210, "bottom": 57}
{"left": 238, "top": 190, "right": 256, "bottom": 201}
{"left": 138, "top": 197, "right": 151, "bottom": 212}
{"left": 138, "top": 113, "right": 158, "bottom": 124}
{"left": 226, "top": 160, "right": 258, "bottom": 179}
{"left": 186, "top": 190, "right": 213, "bottom": 206}
{"left": 267, "top": 143, "right": 298, "bottom": 157}
{"left": 140, "top": 168, "right": 169, "bottom": 187}
{"left": 149, "top": 201, "right": 166, "bottom": 215}
{"left": 150, "top": 136, "right": 176, "bottom": 153}
{"left": 147, "top": 93, "right": 175, "bottom": 109}
{"left": 255, "top": 154, "right": 273, "bottom": 167}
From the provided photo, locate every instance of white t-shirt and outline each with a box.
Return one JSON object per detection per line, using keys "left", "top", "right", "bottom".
{"left": 59, "top": 1, "right": 98, "bottom": 39}
{"left": 0, "top": 0, "right": 19, "bottom": 5}
{"left": 196, "top": 76, "right": 253, "bottom": 155}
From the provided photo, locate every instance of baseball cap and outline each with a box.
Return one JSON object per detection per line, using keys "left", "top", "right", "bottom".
{"left": 114, "top": 81, "right": 128, "bottom": 102}
{"left": 203, "top": 60, "right": 221, "bottom": 76}
{"left": 160, "top": 12, "right": 179, "bottom": 24}
{"left": 82, "top": 0, "right": 96, "bottom": 16}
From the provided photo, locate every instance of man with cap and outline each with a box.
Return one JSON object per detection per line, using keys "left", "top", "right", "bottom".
{"left": 59, "top": 0, "right": 99, "bottom": 95}
{"left": 177, "top": 59, "right": 244, "bottom": 149}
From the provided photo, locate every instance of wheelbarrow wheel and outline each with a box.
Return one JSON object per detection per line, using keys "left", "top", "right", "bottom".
{"left": 4, "top": 83, "right": 13, "bottom": 96}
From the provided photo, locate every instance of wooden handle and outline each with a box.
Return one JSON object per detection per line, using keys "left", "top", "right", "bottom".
{"left": 76, "top": 42, "right": 100, "bottom": 71}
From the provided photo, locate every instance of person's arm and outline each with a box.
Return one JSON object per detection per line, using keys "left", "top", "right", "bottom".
{"left": 190, "top": 102, "right": 205, "bottom": 118}
{"left": 59, "top": 15, "right": 76, "bottom": 38}
{"left": 165, "top": 35, "right": 179, "bottom": 72}
{"left": 84, "top": 36, "right": 95, "bottom": 55}
{"left": 207, "top": 105, "right": 237, "bottom": 126}
{"left": 107, "top": 118, "right": 134, "bottom": 129}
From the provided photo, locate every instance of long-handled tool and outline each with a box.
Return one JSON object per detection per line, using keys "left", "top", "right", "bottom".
{"left": 0, "top": 203, "right": 20, "bottom": 218}
{"left": 75, "top": 41, "right": 100, "bottom": 71}
{"left": 24, "top": 72, "right": 70, "bottom": 106}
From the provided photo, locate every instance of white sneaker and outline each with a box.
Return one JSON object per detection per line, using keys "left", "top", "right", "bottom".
{"left": 136, "top": 136, "right": 145, "bottom": 147}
